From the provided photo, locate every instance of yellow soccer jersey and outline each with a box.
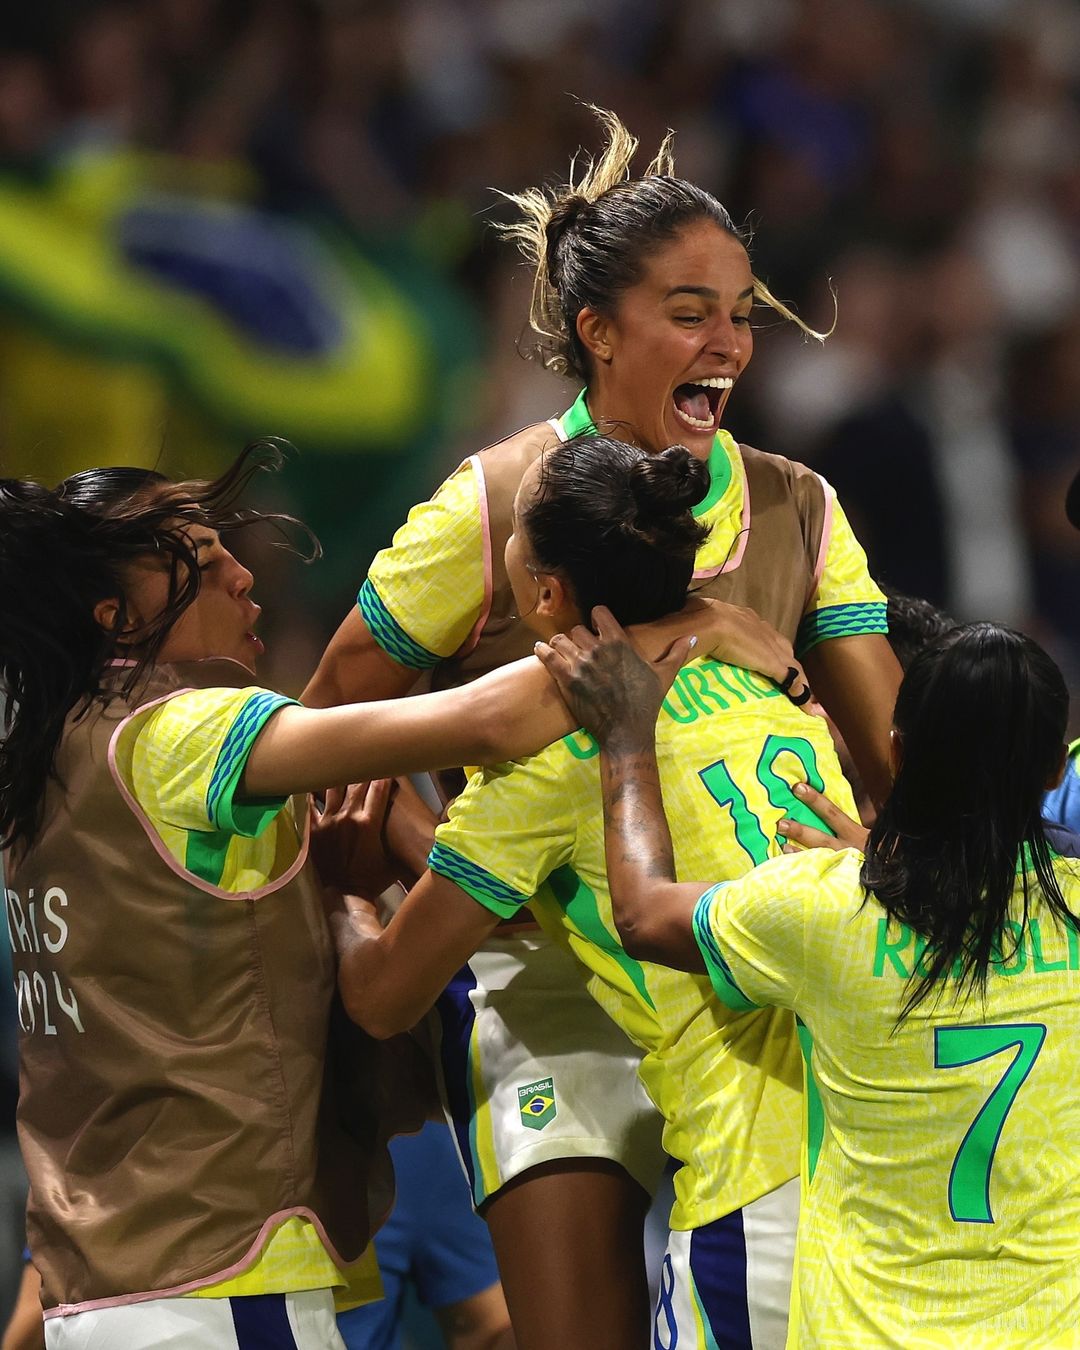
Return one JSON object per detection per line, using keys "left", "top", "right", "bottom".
{"left": 430, "top": 657, "right": 859, "bottom": 1230}
{"left": 695, "top": 847, "right": 1080, "bottom": 1348}
{"left": 359, "top": 391, "right": 886, "bottom": 671}
{"left": 112, "top": 685, "right": 301, "bottom": 894}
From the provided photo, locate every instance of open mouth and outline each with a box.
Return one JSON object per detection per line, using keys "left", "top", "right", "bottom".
{"left": 672, "top": 377, "right": 733, "bottom": 433}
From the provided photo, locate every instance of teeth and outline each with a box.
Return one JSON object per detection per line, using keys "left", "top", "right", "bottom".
{"left": 691, "top": 377, "right": 733, "bottom": 388}
{"left": 675, "top": 408, "right": 715, "bottom": 430}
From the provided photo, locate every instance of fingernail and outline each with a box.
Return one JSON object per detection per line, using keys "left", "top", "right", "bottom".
{"left": 777, "top": 819, "right": 790, "bottom": 833}
{"left": 688, "top": 635, "right": 698, "bottom": 649}
{"left": 793, "top": 783, "right": 808, "bottom": 796}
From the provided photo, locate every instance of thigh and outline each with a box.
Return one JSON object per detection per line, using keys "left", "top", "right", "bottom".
{"left": 435, "top": 933, "right": 666, "bottom": 1209}
{"left": 45, "top": 1290, "right": 346, "bottom": 1350}
{"left": 655, "top": 1179, "right": 798, "bottom": 1350}
{"left": 484, "top": 1158, "right": 652, "bottom": 1350}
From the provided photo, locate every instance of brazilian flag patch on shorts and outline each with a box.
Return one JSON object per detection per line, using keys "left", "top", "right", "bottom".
{"left": 518, "top": 1078, "right": 557, "bottom": 1131}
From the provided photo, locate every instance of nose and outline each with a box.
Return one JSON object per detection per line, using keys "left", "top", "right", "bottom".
{"left": 705, "top": 312, "right": 751, "bottom": 366}
{"left": 225, "top": 549, "right": 255, "bottom": 596}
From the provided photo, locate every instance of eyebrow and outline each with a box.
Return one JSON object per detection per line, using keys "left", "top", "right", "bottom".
{"left": 193, "top": 534, "right": 217, "bottom": 554}
{"left": 663, "top": 285, "right": 754, "bottom": 303}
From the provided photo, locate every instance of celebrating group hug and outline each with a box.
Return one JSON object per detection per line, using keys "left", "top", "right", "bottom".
{"left": 2, "top": 108, "right": 1078, "bottom": 1350}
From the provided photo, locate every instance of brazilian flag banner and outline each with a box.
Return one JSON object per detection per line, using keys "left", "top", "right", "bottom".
{"left": 0, "top": 148, "right": 477, "bottom": 458}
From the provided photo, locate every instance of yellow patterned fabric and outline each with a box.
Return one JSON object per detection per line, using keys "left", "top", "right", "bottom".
{"left": 189, "top": 1217, "right": 381, "bottom": 1308}
{"left": 796, "top": 484, "right": 888, "bottom": 654}
{"left": 431, "top": 657, "right": 859, "bottom": 1230}
{"left": 113, "top": 686, "right": 377, "bottom": 1304}
{"left": 361, "top": 462, "right": 487, "bottom": 667}
{"left": 359, "top": 393, "right": 886, "bottom": 670}
{"left": 696, "top": 847, "right": 1080, "bottom": 1348}
{"left": 112, "top": 686, "right": 301, "bottom": 893}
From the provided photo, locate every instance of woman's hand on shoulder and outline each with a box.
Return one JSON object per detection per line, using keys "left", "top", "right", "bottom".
{"left": 535, "top": 606, "right": 693, "bottom": 749}
{"left": 677, "top": 597, "right": 814, "bottom": 705}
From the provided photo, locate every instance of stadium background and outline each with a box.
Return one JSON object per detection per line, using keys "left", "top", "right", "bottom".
{"left": 0, "top": 0, "right": 1077, "bottom": 1340}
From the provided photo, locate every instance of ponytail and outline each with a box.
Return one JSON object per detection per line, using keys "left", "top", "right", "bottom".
{"left": 498, "top": 104, "right": 827, "bottom": 381}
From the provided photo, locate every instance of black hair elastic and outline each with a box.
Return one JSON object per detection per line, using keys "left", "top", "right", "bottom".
{"left": 776, "top": 666, "right": 814, "bottom": 706}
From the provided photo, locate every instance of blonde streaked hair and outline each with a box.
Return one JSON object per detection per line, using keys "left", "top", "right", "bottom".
{"left": 498, "top": 105, "right": 828, "bottom": 380}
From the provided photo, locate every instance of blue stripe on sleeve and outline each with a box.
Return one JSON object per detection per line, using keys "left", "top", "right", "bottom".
{"left": 358, "top": 578, "right": 441, "bottom": 670}
{"left": 428, "top": 842, "right": 530, "bottom": 919}
{"left": 206, "top": 691, "right": 293, "bottom": 826}
{"left": 796, "top": 601, "right": 888, "bottom": 656}
{"left": 692, "top": 885, "right": 760, "bottom": 1012}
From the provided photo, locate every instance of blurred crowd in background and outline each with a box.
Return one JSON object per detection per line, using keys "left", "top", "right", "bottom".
{"left": 0, "top": 0, "right": 1077, "bottom": 699}
{"left": 0, "top": 0, "right": 1078, "bottom": 1322}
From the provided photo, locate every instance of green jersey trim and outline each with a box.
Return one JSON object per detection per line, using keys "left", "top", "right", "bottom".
{"left": 545, "top": 865, "right": 657, "bottom": 1012}
{"left": 428, "top": 842, "right": 529, "bottom": 919}
{"left": 796, "top": 600, "right": 888, "bottom": 656}
{"left": 557, "top": 390, "right": 732, "bottom": 518}
{"left": 796, "top": 1018, "right": 826, "bottom": 1185}
{"left": 358, "top": 577, "right": 442, "bottom": 671}
{"left": 693, "top": 885, "right": 760, "bottom": 1012}
{"left": 557, "top": 389, "right": 596, "bottom": 438}
{"left": 184, "top": 828, "right": 235, "bottom": 887}
{"left": 691, "top": 433, "right": 734, "bottom": 519}
{"left": 206, "top": 691, "right": 295, "bottom": 836}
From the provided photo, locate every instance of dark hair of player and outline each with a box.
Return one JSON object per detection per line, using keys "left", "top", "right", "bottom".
{"left": 522, "top": 432, "right": 709, "bottom": 628}
{"left": 0, "top": 440, "right": 315, "bottom": 854}
{"left": 862, "top": 622, "right": 1074, "bottom": 1021}
{"left": 500, "top": 105, "right": 822, "bottom": 382}
{"left": 883, "top": 589, "right": 956, "bottom": 671}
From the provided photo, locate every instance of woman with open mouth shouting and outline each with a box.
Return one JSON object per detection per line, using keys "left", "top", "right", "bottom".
{"left": 304, "top": 106, "right": 902, "bottom": 1350}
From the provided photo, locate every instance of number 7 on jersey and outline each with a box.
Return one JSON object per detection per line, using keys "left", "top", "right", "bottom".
{"left": 934, "top": 1023, "right": 1046, "bottom": 1223}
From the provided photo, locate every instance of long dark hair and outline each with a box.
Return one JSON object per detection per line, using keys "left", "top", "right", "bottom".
{"left": 862, "top": 622, "right": 1074, "bottom": 1020}
{"left": 500, "top": 106, "right": 822, "bottom": 381}
{"left": 0, "top": 440, "right": 316, "bottom": 855}
{"left": 521, "top": 433, "right": 709, "bottom": 626}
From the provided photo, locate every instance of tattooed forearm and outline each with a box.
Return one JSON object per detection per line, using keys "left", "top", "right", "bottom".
{"left": 593, "top": 702, "right": 709, "bottom": 972}
{"left": 601, "top": 742, "right": 677, "bottom": 903}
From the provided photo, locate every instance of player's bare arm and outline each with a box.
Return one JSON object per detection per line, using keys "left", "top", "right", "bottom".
{"left": 802, "top": 633, "right": 901, "bottom": 809}
{"left": 537, "top": 607, "right": 707, "bottom": 971}
{"left": 328, "top": 867, "right": 501, "bottom": 1040}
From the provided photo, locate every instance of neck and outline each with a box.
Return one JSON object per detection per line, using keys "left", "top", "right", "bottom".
{"left": 583, "top": 388, "right": 642, "bottom": 448}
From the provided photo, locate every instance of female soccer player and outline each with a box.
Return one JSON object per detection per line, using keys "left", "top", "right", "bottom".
{"left": 538, "top": 615, "right": 1080, "bottom": 1347}
{"left": 303, "top": 106, "right": 900, "bottom": 1346}
{"left": 0, "top": 445, "right": 705, "bottom": 1350}
{"left": 321, "top": 432, "right": 863, "bottom": 1349}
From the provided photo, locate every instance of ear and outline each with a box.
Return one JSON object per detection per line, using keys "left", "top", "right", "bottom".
{"left": 533, "top": 570, "right": 571, "bottom": 621}
{"left": 576, "top": 307, "right": 613, "bottom": 365}
{"left": 1046, "top": 743, "right": 1069, "bottom": 791}
{"left": 93, "top": 597, "right": 122, "bottom": 636}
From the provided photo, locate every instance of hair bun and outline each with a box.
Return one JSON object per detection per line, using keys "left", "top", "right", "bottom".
{"left": 544, "top": 194, "right": 588, "bottom": 277}
{"left": 628, "top": 445, "right": 709, "bottom": 522}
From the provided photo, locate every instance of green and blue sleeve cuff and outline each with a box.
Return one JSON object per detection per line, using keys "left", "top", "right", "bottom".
{"left": 796, "top": 600, "right": 888, "bottom": 656}
{"left": 428, "top": 842, "right": 530, "bottom": 919}
{"left": 358, "top": 579, "right": 442, "bottom": 671}
{"left": 207, "top": 691, "right": 297, "bottom": 836}
{"left": 692, "top": 885, "right": 760, "bottom": 1012}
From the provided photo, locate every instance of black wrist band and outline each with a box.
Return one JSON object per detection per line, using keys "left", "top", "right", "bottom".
{"left": 776, "top": 666, "right": 814, "bottom": 706}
